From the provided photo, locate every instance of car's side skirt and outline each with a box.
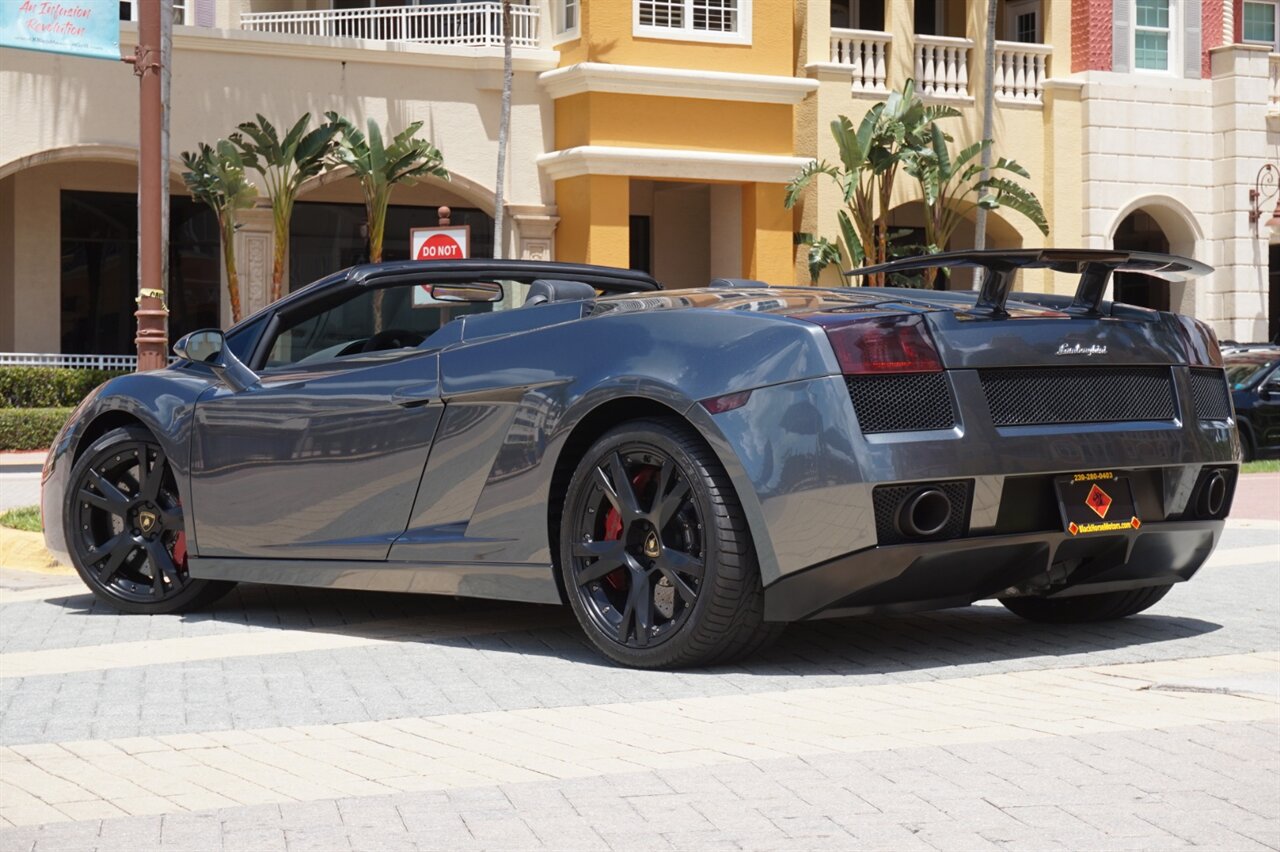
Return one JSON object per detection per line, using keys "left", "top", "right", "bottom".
{"left": 188, "top": 557, "right": 563, "bottom": 605}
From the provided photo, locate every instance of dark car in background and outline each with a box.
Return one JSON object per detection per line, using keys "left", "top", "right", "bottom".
{"left": 41, "top": 250, "right": 1239, "bottom": 669}
{"left": 1224, "top": 345, "right": 1280, "bottom": 460}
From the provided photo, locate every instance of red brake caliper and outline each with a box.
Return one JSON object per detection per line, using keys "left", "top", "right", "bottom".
{"left": 600, "top": 467, "right": 656, "bottom": 591}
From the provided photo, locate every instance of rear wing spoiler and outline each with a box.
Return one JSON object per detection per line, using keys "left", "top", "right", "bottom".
{"left": 847, "top": 249, "right": 1213, "bottom": 317}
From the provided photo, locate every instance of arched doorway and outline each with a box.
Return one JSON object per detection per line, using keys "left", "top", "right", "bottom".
{"left": 882, "top": 201, "right": 1025, "bottom": 289}
{"left": 1112, "top": 209, "right": 1171, "bottom": 310}
{"left": 1109, "top": 198, "right": 1202, "bottom": 314}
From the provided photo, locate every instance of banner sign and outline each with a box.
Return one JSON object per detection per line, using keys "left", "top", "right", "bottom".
{"left": 0, "top": 0, "right": 121, "bottom": 61}
{"left": 411, "top": 226, "right": 471, "bottom": 307}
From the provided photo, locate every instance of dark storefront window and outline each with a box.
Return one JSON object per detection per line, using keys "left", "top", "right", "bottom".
{"left": 60, "top": 191, "right": 220, "bottom": 355}
{"left": 289, "top": 202, "right": 494, "bottom": 292}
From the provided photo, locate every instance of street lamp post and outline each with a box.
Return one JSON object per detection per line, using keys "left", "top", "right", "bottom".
{"left": 125, "top": 0, "right": 172, "bottom": 372}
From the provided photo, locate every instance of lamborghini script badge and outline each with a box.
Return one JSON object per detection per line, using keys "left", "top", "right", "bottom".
{"left": 1056, "top": 343, "right": 1107, "bottom": 356}
{"left": 138, "top": 510, "right": 157, "bottom": 534}
{"left": 643, "top": 531, "right": 661, "bottom": 559}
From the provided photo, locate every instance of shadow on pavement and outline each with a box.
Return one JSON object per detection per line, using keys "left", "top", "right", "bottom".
{"left": 42, "top": 579, "right": 1224, "bottom": 677}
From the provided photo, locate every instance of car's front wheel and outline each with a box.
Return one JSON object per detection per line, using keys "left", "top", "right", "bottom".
{"left": 559, "top": 418, "right": 782, "bottom": 668}
{"left": 998, "top": 584, "right": 1171, "bottom": 623}
{"left": 63, "top": 425, "right": 234, "bottom": 614}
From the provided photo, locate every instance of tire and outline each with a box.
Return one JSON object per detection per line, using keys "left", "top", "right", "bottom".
{"left": 559, "top": 417, "right": 783, "bottom": 668}
{"left": 998, "top": 584, "right": 1172, "bottom": 623}
{"left": 63, "top": 425, "right": 234, "bottom": 614}
{"left": 1238, "top": 425, "right": 1256, "bottom": 462}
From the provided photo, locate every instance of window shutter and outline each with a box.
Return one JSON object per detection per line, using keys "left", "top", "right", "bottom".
{"left": 1113, "top": 0, "right": 1132, "bottom": 72}
{"left": 1183, "top": 0, "right": 1202, "bottom": 78}
{"left": 193, "top": 0, "right": 215, "bottom": 27}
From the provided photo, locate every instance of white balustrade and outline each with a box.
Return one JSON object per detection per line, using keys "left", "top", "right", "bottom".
{"left": 829, "top": 28, "right": 892, "bottom": 93}
{"left": 993, "top": 40, "right": 1051, "bottom": 103}
{"left": 0, "top": 353, "right": 159, "bottom": 369}
{"left": 240, "top": 2, "right": 540, "bottom": 49}
{"left": 913, "top": 35, "right": 974, "bottom": 99}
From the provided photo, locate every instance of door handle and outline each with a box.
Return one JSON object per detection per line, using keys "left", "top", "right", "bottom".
{"left": 391, "top": 384, "right": 441, "bottom": 407}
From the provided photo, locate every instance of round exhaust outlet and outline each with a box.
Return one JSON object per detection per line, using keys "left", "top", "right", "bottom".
{"left": 898, "top": 487, "right": 953, "bottom": 539}
{"left": 1196, "top": 470, "right": 1228, "bottom": 519}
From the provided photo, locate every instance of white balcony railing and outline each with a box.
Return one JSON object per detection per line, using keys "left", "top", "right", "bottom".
{"left": 914, "top": 35, "right": 973, "bottom": 99}
{"left": 829, "top": 28, "right": 891, "bottom": 93}
{"left": 239, "top": 2, "right": 540, "bottom": 48}
{"left": 992, "top": 40, "right": 1051, "bottom": 103}
{"left": 0, "top": 353, "right": 146, "bottom": 370}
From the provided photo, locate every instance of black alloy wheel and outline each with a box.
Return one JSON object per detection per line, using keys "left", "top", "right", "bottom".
{"left": 64, "top": 426, "right": 233, "bottom": 614}
{"left": 560, "top": 418, "right": 782, "bottom": 668}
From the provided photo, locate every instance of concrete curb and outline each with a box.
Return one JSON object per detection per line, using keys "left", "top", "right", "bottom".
{"left": 0, "top": 527, "right": 73, "bottom": 575}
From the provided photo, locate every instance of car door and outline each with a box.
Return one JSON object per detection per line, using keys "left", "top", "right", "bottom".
{"left": 187, "top": 282, "right": 449, "bottom": 560}
{"left": 1257, "top": 367, "right": 1280, "bottom": 453}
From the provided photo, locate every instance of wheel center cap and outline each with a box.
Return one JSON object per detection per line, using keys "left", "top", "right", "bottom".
{"left": 137, "top": 508, "right": 158, "bottom": 536}
{"left": 642, "top": 531, "right": 660, "bottom": 559}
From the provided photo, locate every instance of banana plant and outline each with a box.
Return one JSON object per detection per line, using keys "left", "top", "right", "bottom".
{"left": 903, "top": 125, "right": 1049, "bottom": 287}
{"left": 230, "top": 114, "right": 337, "bottom": 303}
{"left": 786, "top": 80, "right": 959, "bottom": 286}
{"left": 180, "top": 140, "right": 258, "bottom": 323}
{"left": 324, "top": 112, "right": 449, "bottom": 265}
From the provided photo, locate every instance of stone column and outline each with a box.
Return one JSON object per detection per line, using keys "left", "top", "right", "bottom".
{"left": 228, "top": 203, "right": 275, "bottom": 325}
{"left": 1210, "top": 44, "right": 1271, "bottom": 341}
{"left": 509, "top": 204, "right": 560, "bottom": 261}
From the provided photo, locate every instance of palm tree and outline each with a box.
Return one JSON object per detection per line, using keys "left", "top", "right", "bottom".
{"left": 180, "top": 140, "right": 258, "bottom": 323}
{"left": 902, "top": 128, "right": 1048, "bottom": 286}
{"left": 785, "top": 81, "right": 959, "bottom": 285}
{"left": 492, "top": 0, "right": 514, "bottom": 259}
{"left": 324, "top": 113, "right": 449, "bottom": 264}
{"left": 230, "top": 114, "right": 337, "bottom": 303}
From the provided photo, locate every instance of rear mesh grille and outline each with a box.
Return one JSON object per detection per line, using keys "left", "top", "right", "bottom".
{"left": 872, "top": 481, "right": 971, "bottom": 545}
{"left": 979, "top": 367, "right": 1176, "bottom": 427}
{"left": 1189, "top": 368, "right": 1232, "bottom": 421}
{"left": 846, "top": 373, "right": 955, "bottom": 434}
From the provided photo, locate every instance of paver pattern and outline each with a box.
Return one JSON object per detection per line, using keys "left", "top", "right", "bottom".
{"left": 0, "top": 517, "right": 1277, "bottom": 851}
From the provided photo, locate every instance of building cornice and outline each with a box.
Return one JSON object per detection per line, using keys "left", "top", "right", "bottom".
{"left": 144, "top": 23, "right": 560, "bottom": 71}
{"left": 539, "top": 62, "right": 818, "bottom": 104}
{"left": 536, "top": 146, "right": 811, "bottom": 183}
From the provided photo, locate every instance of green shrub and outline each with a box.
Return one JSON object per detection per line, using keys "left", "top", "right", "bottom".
{"left": 0, "top": 367, "right": 127, "bottom": 408}
{"left": 0, "top": 407, "right": 72, "bottom": 451}
{"left": 0, "top": 505, "right": 41, "bottom": 533}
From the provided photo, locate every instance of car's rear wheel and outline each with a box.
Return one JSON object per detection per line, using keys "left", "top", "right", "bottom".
{"left": 998, "top": 584, "right": 1171, "bottom": 623}
{"left": 63, "top": 425, "right": 234, "bottom": 614}
{"left": 559, "top": 418, "right": 782, "bottom": 668}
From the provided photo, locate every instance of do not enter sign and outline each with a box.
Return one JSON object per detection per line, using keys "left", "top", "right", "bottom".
{"left": 410, "top": 225, "right": 469, "bottom": 261}
{"left": 410, "top": 225, "right": 471, "bottom": 307}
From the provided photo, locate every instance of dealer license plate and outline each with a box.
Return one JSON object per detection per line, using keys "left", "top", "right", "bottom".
{"left": 1054, "top": 471, "right": 1141, "bottom": 536}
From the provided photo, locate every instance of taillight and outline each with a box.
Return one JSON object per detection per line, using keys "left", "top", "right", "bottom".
{"left": 808, "top": 313, "right": 943, "bottom": 374}
{"left": 1175, "top": 316, "right": 1223, "bottom": 367}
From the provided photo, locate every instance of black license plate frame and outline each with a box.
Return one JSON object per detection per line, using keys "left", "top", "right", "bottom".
{"left": 1054, "top": 471, "right": 1141, "bottom": 536}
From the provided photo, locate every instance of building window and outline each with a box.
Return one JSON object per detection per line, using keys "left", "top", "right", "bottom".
{"left": 634, "top": 0, "right": 752, "bottom": 44}
{"left": 1243, "top": 1, "right": 1279, "bottom": 50}
{"left": 1005, "top": 0, "right": 1040, "bottom": 43}
{"left": 1133, "top": 0, "right": 1173, "bottom": 71}
{"left": 555, "top": 0, "right": 580, "bottom": 41}
{"left": 119, "top": 0, "right": 189, "bottom": 26}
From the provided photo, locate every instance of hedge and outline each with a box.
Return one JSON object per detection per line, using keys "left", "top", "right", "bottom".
{"left": 0, "top": 408, "right": 72, "bottom": 451}
{"left": 0, "top": 367, "right": 127, "bottom": 409}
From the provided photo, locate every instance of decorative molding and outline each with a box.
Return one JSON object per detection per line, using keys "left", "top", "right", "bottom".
{"left": 539, "top": 62, "right": 817, "bottom": 104}
{"left": 520, "top": 239, "right": 552, "bottom": 261}
{"left": 536, "top": 146, "right": 811, "bottom": 184}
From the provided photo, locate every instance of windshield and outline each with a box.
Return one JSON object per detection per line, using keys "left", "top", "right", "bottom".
{"left": 1225, "top": 358, "right": 1277, "bottom": 389}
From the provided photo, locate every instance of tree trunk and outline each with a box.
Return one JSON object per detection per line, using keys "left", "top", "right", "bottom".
{"left": 221, "top": 213, "right": 241, "bottom": 323}
{"left": 973, "top": 0, "right": 999, "bottom": 287}
{"left": 270, "top": 197, "right": 290, "bottom": 304}
{"left": 492, "top": 0, "right": 513, "bottom": 260}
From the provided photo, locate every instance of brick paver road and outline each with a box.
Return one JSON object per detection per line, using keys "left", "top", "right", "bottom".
{"left": 0, "top": 511, "right": 1276, "bottom": 851}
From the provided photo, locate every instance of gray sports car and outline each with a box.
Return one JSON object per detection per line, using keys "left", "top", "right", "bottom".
{"left": 41, "top": 249, "right": 1238, "bottom": 668}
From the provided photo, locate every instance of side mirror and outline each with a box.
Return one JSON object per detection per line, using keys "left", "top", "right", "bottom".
{"left": 174, "top": 329, "right": 259, "bottom": 393}
{"left": 1262, "top": 378, "right": 1280, "bottom": 400}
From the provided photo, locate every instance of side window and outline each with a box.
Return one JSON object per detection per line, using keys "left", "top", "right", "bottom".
{"left": 266, "top": 284, "right": 491, "bottom": 369}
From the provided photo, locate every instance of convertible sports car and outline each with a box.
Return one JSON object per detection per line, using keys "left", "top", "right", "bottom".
{"left": 42, "top": 249, "right": 1238, "bottom": 668}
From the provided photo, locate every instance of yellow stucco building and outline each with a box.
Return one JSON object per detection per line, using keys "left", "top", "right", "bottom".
{"left": 539, "top": 1, "right": 814, "bottom": 288}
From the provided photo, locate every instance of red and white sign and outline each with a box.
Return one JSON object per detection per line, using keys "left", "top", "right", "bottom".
{"left": 411, "top": 225, "right": 470, "bottom": 306}
{"left": 411, "top": 226, "right": 469, "bottom": 261}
